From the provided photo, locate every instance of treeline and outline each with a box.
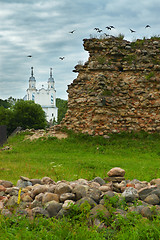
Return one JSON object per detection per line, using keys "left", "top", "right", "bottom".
{"left": 56, "top": 98, "right": 68, "bottom": 124}
{"left": 0, "top": 97, "right": 68, "bottom": 136}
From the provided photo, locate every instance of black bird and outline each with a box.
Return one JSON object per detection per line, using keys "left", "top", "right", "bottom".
{"left": 69, "top": 30, "right": 75, "bottom": 33}
{"left": 27, "top": 55, "right": 32, "bottom": 57}
{"left": 59, "top": 57, "right": 65, "bottom": 60}
{"left": 94, "top": 27, "right": 100, "bottom": 31}
{"left": 97, "top": 29, "right": 102, "bottom": 33}
{"left": 130, "top": 28, "right": 136, "bottom": 33}
{"left": 106, "top": 26, "right": 111, "bottom": 30}
{"left": 110, "top": 25, "right": 115, "bottom": 29}
{"left": 145, "top": 25, "right": 151, "bottom": 28}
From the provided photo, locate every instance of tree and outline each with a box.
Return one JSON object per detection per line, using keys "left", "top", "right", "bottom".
{"left": 0, "top": 99, "right": 11, "bottom": 108}
{"left": 10, "top": 100, "right": 47, "bottom": 131}
{"left": 56, "top": 98, "right": 68, "bottom": 124}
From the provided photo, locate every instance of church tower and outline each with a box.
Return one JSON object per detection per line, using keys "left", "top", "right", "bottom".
{"left": 25, "top": 67, "right": 58, "bottom": 122}
{"left": 48, "top": 68, "right": 55, "bottom": 89}
{"left": 27, "top": 67, "right": 36, "bottom": 101}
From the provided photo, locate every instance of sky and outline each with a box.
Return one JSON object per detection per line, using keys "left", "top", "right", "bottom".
{"left": 0, "top": 0, "right": 160, "bottom": 100}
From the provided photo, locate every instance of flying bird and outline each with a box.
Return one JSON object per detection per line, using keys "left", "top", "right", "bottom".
{"left": 130, "top": 29, "right": 136, "bottom": 33}
{"left": 106, "top": 26, "right": 111, "bottom": 30}
{"left": 69, "top": 30, "right": 75, "bottom": 33}
{"left": 110, "top": 26, "right": 115, "bottom": 29}
{"left": 59, "top": 57, "right": 65, "bottom": 60}
{"left": 27, "top": 55, "right": 32, "bottom": 57}
{"left": 97, "top": 29, "right": 102, "bottom": 33}
{"left": 94, "top": 27, "right": 100, "bottom": 31}
{"left": 145, "top": 25, "right": 151, "bottom": 28}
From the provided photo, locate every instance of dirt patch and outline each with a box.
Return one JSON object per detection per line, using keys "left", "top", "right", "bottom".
{"left": 24, "top": 130, "right": 68, "bottom": 141}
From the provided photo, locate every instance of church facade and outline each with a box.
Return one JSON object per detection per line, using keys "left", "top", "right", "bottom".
{"left": 24, "top": 67, "right": 58, "bottom": 122}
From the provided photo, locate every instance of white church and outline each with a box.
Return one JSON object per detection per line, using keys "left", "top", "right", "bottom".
{"left": 24, "top": 67, "right": 58, "bottom": 122}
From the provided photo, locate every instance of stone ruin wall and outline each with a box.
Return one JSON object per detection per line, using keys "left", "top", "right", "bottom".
{"left": 61, "top": 37, "right": 160, "bottom": 135}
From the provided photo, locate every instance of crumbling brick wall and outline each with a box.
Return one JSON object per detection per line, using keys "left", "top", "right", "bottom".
{"left": 61, "top": 37, "right": 160, "bottom": 135}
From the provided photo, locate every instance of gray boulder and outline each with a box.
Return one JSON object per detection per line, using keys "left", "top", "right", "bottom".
{"left": 121, "top": 187, "right": 138, "bottom": 202}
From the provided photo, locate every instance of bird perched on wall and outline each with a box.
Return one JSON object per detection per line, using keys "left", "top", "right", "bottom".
{"left": 69, "top": 30, "right": 75, "bottom": 33}
{"left": 130, "top": 29, "right": 136, "bottom": 33}
{"left": 59, "top": 57, "right": 65, "bottom": 60}
{"left": 145, "top": 25, "right": 151, "bottom": 28}
{"left": 27, "top": 55, "right": 32, "bottom": 57}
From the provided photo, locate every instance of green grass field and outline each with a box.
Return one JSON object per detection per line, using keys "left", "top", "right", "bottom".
{"left": 0, "top": 130, "right": 160, "bottom": 184}
{"left": 0, "top": 130, "right": 160, "bottom": 239}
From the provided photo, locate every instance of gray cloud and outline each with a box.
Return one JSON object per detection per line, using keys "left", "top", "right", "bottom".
{"left": 0, "top": 0, "right": 160, "bottom": 100}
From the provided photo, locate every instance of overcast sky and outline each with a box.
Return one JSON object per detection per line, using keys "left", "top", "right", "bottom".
{"left": 0, "top": 0, "right": 160, "bottom": 100}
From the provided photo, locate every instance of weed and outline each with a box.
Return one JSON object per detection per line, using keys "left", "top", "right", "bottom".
{"left": 97, "top": 56, "right": 106, "bottom": 64}
{"left": 145, "top": 71, "right": 155, "bottom": 80}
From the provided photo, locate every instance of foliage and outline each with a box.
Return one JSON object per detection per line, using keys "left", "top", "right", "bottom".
{"left": 97, "top": 56, "right": 106, "bottom": 64}
{"left": 117, "top": 33, "right": 125, "bottom": 40}
{"left": 56, "top": 98, "right": 68, "bottom": 124}
{"left": 0, "top": 99, "right": 11, "bottom": 108}
{"left": 145, "top": 71, "right": 155, "bottom": 80}
{"left": 0, "top": 100, "right": 47, "bottom": 135}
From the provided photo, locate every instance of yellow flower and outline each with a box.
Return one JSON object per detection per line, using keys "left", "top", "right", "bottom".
{"left": 17, "top": 188, "right": 22, "bottom": 204}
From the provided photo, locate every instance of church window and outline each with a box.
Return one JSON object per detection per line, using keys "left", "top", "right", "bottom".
{"left": 32, "top": 93, "right": 35, "bottom": 101}
{"left": 51, "top": 94, "right": 54, "bottom": 104}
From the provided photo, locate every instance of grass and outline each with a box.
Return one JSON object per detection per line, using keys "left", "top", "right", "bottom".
{"left": 0, "top": 130, "right": 160, "bottom": 184}
{"left": 0, "top": 130, "right": 160, "bottom": 239}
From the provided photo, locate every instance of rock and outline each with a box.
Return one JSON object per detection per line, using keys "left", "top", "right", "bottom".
{"left": 55, "top": 183, "right": 72, "bottom": 195}
{"left": 73, "top": 184, "right": 89, "bottom": 200}
{"left": 150, "top": 178, "right": 160, "bottom": 186}
{"left": 92, "top": 218, "right": 106, "bottom": 229}
{"left": 62, "top": 200, "right": 75, "bottom": 210}
{"left": 121, "top": 187, "right": 138, "bottom": 202}
{"left": 31, "top": 200, "right": 42, "bottom": 209}
{"left": 0, "top": 185, "right": 6, "bottom": 192}
{"left": 30, "top": 185, "right": 48, "bottom": 199}
{"left": 143, "top": 194, "right": 160, "bottom": 205}
{"left": 140, "top": 206, "right": 154, "bottom": 219}
{"left": 42, "top": 192, "right": 59, "bottom": 204}
{"left": 89, "top": 182, "right": 100, "bottom": 188}
{"left": 1, "top": 209, "right": 12, "bottom": 217}
{"left": 0, "top": 180, "right": 13, "bottom": 188}
{"left": 87, "top": 188, "right": 101, "bottom": 203}
{"left": 104, "top": 177, "right": 125, "bottom": 182}
{"left": 41, "top": 177, "right": 55, "bottom": 185}
{"left": 99, "top": 184, "right": 112, "bottom": 192}
{"left": 138, "top": 186, "right": 157, "bottom": 200}
{"left": 21, "top": 193, "right": 33, "bottom": 202}
{"left": 35, "top": 193, "right": 44, "bottom": 202}
{"left": 90, "top": 204, "right": 110, "bottom": 219}
{"left": 0, "top": 201, "right": 4, "bottom": 209}
{"left": 5, "top": 196, "right": 18, "bottom": 207}
{"left": 75, "top": 197, "right": 97, "bottom": 208}
{"left": 60, "top": 193, "right": 76, "bottom": 202}
{"left": 107, "top": 167, "right": 125, "bottom": 177}
{"left": 32, "top": 207, "right": 49, "bottom": 218}
{"left": 45, "top": 200, "right": 62, "bottom": 218}
{"left": 17, "top": 179, "right": 32, "bottom": 188}
{"left": 47, "top": 184, "right": 56, "bottom": 193}
{"left": 152, "top": 188, "right": 160, "bottom": 198}
{"left": 5, "top": 187, "right": 19, "bottom": 196}
{"left": 30, "top": 179, "right": 42, "bottom": 185}
{"left": 93, "top": 177, "right": 106, "bottom": 186}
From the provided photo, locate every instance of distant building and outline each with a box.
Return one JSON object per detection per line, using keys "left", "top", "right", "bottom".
{"left": 24, "top": 67, "right": 58, "bottom": 122}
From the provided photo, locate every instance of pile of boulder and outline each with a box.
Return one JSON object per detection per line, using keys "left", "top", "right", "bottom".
{"left": 0, "top": 167, "right": 160, "bottom": 223}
